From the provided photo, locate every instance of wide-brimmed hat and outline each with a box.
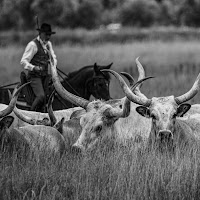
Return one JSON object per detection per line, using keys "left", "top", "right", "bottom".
{"left": 36, "top": 23, "right": 56, "bottom": 34}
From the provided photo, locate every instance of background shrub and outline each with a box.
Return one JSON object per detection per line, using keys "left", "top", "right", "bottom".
{"left": 120, "top": 0, "right": 160, "bottom": 27}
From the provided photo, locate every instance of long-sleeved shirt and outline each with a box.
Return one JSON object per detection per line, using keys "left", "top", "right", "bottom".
{"left": 20, "top": 36, "right": 57, "bottom": 71}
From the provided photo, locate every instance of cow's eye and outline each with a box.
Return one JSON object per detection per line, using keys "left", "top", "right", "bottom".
{"left": 172, "top": 113, "right": 177, "bottom": 118}
{"left": 95, "top": 125, "right": 102, "bottom": 135}
{"left": 151, "top": 114, "right": 156, "bottom": 120}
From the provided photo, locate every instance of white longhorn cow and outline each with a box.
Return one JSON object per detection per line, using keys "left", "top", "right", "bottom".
{"left": 50, "top": 57, "right": 154, "bottom": 152}
{"left": 0, "top": 115, "right": 66, "bottom": 156}
{"left": 110, "top": 60, "right": 200, "bottom": 150}
{"left": 0, "top": 85, "right": 67, "bottom": 156}
{"left": 0, "top": 102, "right": 82, "bottom": 128}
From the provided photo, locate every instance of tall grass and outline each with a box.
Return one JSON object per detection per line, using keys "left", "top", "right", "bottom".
{"left": 1, "top": 141, "right": 200, "bottom": 199}
{"left": 1, "top": 27, "right": 200, "bottom": 46}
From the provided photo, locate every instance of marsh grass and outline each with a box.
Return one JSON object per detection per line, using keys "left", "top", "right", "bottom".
{"left": 1, "top": 140, "right": 200, "bottom": 199}
{"left": 1, "top": 27, "right": 200, "bottom": 46}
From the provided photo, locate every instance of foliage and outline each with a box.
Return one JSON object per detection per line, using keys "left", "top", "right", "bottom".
{"left": 1, "top": 0, "right": 200, "bottom": 30}
{"left": 56, "top": 0, "right": 79, "bottom": 28}
{"left": 75, "top": 0, "right": 103, "bottom": 29}
{"left": 31, "top": 0, "right": 64, "bottom": 25}
{"left": 120, "top": 0, "right": 160, "bottom": 27}
{"left": 0, "top": 0, "right": 20, "bottom": 30}
{"left": 178, "top": 0, "right": 200, "bottom": 27}
{"left": 157, "top": 1, "right": 179, "bottom": 25}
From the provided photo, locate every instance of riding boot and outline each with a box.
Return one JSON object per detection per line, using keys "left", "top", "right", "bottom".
{"left": 30, "top": 97, "right": 44, "bottom": 111}
{"left": 28, "top": 77, "right": 46, "bottom": 112}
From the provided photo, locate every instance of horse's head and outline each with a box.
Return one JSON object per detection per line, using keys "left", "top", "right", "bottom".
{"left": 52, "top": 63, "right": 113, "bottom": 110}
{"left": 87, "top": 63, "right": 112, "bottom": 101}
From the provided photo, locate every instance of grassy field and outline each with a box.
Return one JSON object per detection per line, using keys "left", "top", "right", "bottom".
{"left": 1, "top": 39, "right": 200, "bottom": 199}
{"left": 1, "top": 140, "right": 200, "bottom": 199}
{"left": 1, "top": 40, "right": 200, "bottom": 102}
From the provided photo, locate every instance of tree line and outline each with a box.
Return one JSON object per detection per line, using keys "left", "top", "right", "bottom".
{"left": 1, "top": 0, "right": 200, "bottom": 31}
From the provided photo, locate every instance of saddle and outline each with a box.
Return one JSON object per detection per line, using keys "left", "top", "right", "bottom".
{"left": 20, "top": 71, "right": 53, "bottom": 106}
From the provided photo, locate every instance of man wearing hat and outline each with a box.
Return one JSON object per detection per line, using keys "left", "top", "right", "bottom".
{"left": 20, "top": 23, "right": 57, "bottom": 112}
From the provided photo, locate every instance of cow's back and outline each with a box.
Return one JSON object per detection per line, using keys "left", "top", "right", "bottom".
{"left": 179, "top": 114, "right": 200, "bottom": 140}
{"left": 13, "top": 125, "right": 66, "bottom": 155}
{"left": 0, "top": 103, "right": 83, "bottom": 128}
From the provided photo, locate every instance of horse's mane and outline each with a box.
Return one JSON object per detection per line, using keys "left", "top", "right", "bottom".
{"left": 67, "top": 65, "right": 111, "bottom": 80}
{"left": 67, "top": 65, "right": 94, "bottom": 79}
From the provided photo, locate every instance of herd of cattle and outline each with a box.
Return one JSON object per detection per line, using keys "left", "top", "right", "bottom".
{"left": 1, "top": 57, "right": 200, "bottom": 158}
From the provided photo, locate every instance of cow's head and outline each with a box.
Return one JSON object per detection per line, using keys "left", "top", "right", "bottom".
{"left": 136, "top": 97, "right": 191, "bottom": 145}
{"left": 73, "top": 76, "right": 153, "bottom": 152}
{"left": 113, "top": 59, "right": 200, "bottom": 147}
{"left": 72, "top": 99, "right": 131, "bottom": 152}
{"left": 0, "top": 116, "right": 14, "bottom": 142}
{"left": 0, "top": 116, "right": 29, "bottom": 155}
{"left": 50, "top": 58, "right": 153, "bottom": 152}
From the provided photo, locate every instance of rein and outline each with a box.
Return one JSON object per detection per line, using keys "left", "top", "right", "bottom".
{"left": 54, "top": 92, "right": 73, "bottom": 108}
{"left": 57, "top": 67, "right": 69, "bottom": 78}
{"left": 0, "top": 82, "right": 20, "bottom": 89}
{"left": 57, "top": 71, "right": 80, "bottom": 96}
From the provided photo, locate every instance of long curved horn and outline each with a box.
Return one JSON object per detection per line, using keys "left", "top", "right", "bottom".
{"left": 106, "top": 77, "right": 154, "bottom": 118}
{"left": 50, "top": 63, "right": 89, "bottom": 109}
{"left": 121, "top": 58, "right": 149, "bottom": 99}
{"left": 11, "top": 85, "right": 51, "bottom": 126}
{"left": 135, "top": 57, "right": 150, "bottom": 99}
{"left": 175, "top": 73, "right": 200, "bottom": 104}
{"left": 104, "top": 71, "right": 134, "bottom": 119}
{"left": 13, "top": 104, "right": 51, "bottom": 125}
{"left": 119, "top": 72, "right": 135, "bottom": 117}
{"left": 120, "top": 72, "right": 135, "bottom": 86}
{"left": 0, "top": 82, "right": 30, "bottom": 118}
{"left": 135, "top": 57, "right": 145, "bottom": 86}
{"left": 47, "top": 90, "right": 57, "bottom": 126}
{"left": 120, "top": 71, "right": 148, "bottom": 99}
{"left": 102, "top": 69, "right": 152, "bottom": 106}
{"left": 12, "top": 106, "right": 36, "bottom": 125}
{"left": 10, "top": 87, "right": 39, "bottom": 125}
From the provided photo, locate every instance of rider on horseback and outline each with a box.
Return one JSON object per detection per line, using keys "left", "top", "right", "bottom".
{"left": 20, "top": 23, "right": 57, "bottom": 112}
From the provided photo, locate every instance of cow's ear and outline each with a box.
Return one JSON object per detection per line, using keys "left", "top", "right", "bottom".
{"left": 54, "top": 117, "right": 65, "bottom": 134}
{"left": 0, "top": 116, "right": 14, "bottom": 130}
{"left": 136, "top": 106, "right": 150, "bottom": 118}
{"left": 70, "top": 109, "right": 86, "bottom": 119}
{"left": 177, "top": 103, "right": 191, "bottom": 117}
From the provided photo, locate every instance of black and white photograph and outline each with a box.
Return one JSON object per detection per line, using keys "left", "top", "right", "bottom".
{"left": 1, "top": 0, "right": 200, "bottom": 199}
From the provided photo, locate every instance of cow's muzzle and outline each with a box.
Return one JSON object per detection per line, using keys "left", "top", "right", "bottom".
{"left": 158, "top": 130, "right": 173, "bottom": 141}
{"left": 71, "top": 144, "right": 84, "bottom": 154}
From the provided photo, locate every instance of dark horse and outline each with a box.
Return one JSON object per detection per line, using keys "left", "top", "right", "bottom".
{"left": 51, "top": 62, "right": 112, "bottom": 110}
{"left": 0, "top": 63, "right": 112, "bottom": 111}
